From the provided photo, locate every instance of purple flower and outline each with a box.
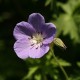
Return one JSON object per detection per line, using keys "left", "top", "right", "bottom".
{"left": 13, "top": 13, "right": 56, "bottom": 59}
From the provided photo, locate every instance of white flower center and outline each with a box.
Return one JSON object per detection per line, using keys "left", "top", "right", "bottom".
{"left": 29, "top": 33, "right": 44, "bottom": 49}
{"left": 31, "top": 33, "right": 43, "bottom": 44}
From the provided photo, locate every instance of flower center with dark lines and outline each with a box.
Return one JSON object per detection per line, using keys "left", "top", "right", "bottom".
{"left": 31, "top": 33, "right": 43, "bottom": 44}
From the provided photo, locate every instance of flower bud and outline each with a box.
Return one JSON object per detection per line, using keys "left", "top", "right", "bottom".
{"left": 54, "top": 38, "right": 67, "bottom": 49}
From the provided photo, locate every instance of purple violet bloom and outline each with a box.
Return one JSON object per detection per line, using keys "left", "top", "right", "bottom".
{"left": 13, "top": 13, "right": 56, "bottom": 59}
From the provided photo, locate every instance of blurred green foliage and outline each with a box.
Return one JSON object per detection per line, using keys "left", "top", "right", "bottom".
{"left": 0, "top": 0, "right": 80, "bottom": 80}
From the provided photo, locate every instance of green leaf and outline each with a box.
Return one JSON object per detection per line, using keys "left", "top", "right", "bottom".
{"left": 59, "top": 0, "right": 80, "bottom": 15}
{"left": 22, "top": 66, "right": 38, "bottom": 80}
{"left": 51, "top": 58, "right": 71, "bottom": 67}
{"left": 54, "top": 14, "right": 79, "bottom": 43}
{"left": 62, "top": 14, "right": 79, "bottom": 41}
{"left": 58, "top": 3, "right": 72, "bottom": 15}
{"left": 77, "top": 62, "right": 80, "bottom": 67}
{"left": 45, "top": 0, "right": 52, "bottom": 6}
{"left": 34, "top": 74, "right": 41, "bottom": 80}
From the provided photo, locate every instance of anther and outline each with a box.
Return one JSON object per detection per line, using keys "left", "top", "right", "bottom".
{"left": 31, "top": 44, "right": 34, "bottom": 46}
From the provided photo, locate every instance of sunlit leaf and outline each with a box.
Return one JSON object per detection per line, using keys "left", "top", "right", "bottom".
{"left": 34, "top": 74, "right": 41, "bottom": 80}
{"left": 54, "top": 13, "right": 79, "bottom": 43}
{"left": 58, "top": 3, "right": 72, "bottom": 15}
{"left": 59, "top": 0, "right": 80, "bottom": 15}
{"left": 51, "top": 58, "right": 71, "bottom": 67}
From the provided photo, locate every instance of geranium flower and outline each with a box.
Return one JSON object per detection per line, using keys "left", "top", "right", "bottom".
{"left": 13, "top": 13, "right": 56, "bottom": 59}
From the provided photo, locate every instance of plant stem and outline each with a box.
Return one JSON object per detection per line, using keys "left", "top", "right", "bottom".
{"left": 51, "top": 48, "right": 69, "bottom": 80}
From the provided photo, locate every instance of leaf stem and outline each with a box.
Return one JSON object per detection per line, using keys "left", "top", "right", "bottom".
{"left": 51, "top": 48, "right": 69, "bottom": 80}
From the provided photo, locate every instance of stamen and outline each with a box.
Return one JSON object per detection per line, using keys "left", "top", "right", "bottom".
{"left": 31, "top": 44, "right": 34, "bottom": 46}
{"left": 36, "top": 47, "right": 38, "bottom": 49}
{"left": 43, "top": 37, "right": 46, "bottom": 39}
{"left": 37, "top": 31, "right": 40, "bottom": 33}
{"left": 38, "top": 43, "right": 42, "bottom": 48}
{"left": 40, "top": 31, "right": 43, "bottom": 34}
{"left": 28, "top": 37, "right": 31, "bottom": 40}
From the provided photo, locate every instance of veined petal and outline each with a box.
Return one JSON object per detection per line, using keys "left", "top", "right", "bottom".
{"left": 43, "top": 36, "right": 54, "bottom": 44}
{"left": 28, "top": 44, "right": 49, "bottom": 58}
{"left": 28, "top": 13, "right": 45, "bottom": 32}
{"left": 14, "top": 38, "right": 31, "bottom": 59}
{"left": 13, "top": 21, "right": 35, "bottom": 40}
{"left": 42, "top": 23, "right": 56, "bottom": 44}
{"left": 42, "top": 23, "right": 56, "bottom": 38}
{"left": 14, "top": 38, "right": 49, "bottom": 59}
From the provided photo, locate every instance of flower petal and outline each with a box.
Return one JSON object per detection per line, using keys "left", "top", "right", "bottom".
{"left": 28, "top": 44, "right": 49, "bottom": 58}
{"left": 42, "top": 23, "right": 56, "bottom": 44}
{"left": 13, "top": 21, "right": 35, "bottom": 40}
{"left": 28, "top": 13, "right": 45, "bottom": 32}
{"left": 14, "top": 38, "right": 31, "bottom": 59}
{"left": 43, "top": 36, "right": 54, "bottom": 44}
{"left": 14, "top": 38, "right": 49, "bottom": 59}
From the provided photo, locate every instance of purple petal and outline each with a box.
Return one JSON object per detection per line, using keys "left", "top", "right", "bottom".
{"left": 28, "top": 44, "right": 49, "bottom": 58}
{"left": 14, "top": 38, "right": 49, "bottom": 59}
{"left": 43, "top": 36, "right": 54, "bottom": 44}
{"left": 13, "top": 21, "right": 35, "bottom": 40}
{"left": 28, "top": 13, "right": 45, "bottom": 32}
{"left": 42, "top": 23, "right": 56, "bottom": 44}
{"left": 14, "top": 38, "right": 31, "bottom": 59}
